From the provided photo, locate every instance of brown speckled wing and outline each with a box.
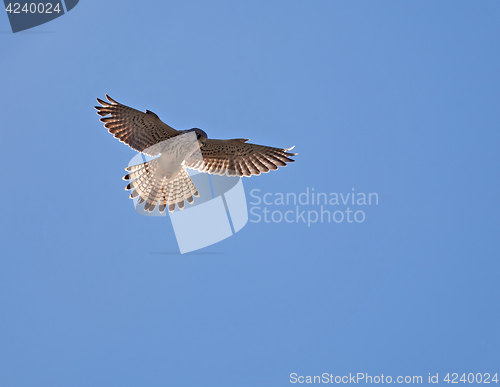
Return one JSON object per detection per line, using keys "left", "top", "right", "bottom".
{"left": 185, "top": 138, "right": 297, "bottom": 177}
{"left": 95, "top": 94, "right": 179, "bottom": 156}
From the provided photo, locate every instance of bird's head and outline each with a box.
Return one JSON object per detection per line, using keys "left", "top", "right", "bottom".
{"left": 190, "top": 128, "right": 208, "bottom": 145}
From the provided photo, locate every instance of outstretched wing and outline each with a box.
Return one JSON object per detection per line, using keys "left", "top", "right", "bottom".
{"left": 95, "top": 94, "right": 179, "bottom": 156}
{"left": 185, "top": 138, "right": 297, "bottom": 177}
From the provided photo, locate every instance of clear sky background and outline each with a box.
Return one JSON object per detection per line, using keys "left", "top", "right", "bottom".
{"left": 1, "top": 1, "right": 499, "bottom": 386}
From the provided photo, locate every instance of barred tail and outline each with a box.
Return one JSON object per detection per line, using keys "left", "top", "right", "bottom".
{"left": 123, "top": 160, "right": 199, "bottom": 213}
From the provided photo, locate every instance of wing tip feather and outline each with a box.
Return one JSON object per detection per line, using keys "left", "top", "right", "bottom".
{"left": 105, "top": 94, "right": 118, "bottom": 104}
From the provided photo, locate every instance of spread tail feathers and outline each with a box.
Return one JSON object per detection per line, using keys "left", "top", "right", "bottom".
{"left": 124, "top": 160, "right": 199, "bottom": 213}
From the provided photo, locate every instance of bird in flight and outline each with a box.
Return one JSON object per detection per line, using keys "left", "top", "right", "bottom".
{"left": 95, "top": 95, "right": 297, "bottom": 213}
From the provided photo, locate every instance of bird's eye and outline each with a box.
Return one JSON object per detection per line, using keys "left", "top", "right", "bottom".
{"left": 196, "top": 133, "right": 201, "bottom": 140}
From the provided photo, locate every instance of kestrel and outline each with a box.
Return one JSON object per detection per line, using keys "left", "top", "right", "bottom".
{"left": 95, "top": 95, "right": 297, "bottom": 213}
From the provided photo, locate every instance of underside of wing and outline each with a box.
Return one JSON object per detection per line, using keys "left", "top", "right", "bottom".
{"left": 95, "top": 94, "right": 179, "bottom": 156}
{"left": 184, "top": 138, "right": 297, "bottom": 177}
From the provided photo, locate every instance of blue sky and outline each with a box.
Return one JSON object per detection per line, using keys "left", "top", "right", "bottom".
{"left": 0, "top": 1, "right": 499, "bottom": 386}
